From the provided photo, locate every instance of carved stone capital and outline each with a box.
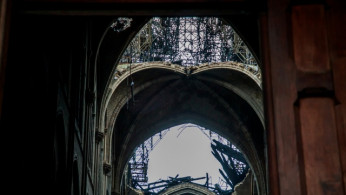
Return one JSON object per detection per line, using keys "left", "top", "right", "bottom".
{"left": 103, "top": 162, "right": 112, "bottom": 176}
{"left": 95, "top": 131, "right": 104, "bottom": 143}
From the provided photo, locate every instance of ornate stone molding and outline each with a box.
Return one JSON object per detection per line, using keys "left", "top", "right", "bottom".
{"left": 112, "top": 61, "right": 261, "bottom": 89}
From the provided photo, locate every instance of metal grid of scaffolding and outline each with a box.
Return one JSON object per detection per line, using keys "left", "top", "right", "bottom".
{"left": 128, "top": 129, "right": 170, "bottom": 187}
{"left": 120, "top": 17, "right": 259, "bottom": 75}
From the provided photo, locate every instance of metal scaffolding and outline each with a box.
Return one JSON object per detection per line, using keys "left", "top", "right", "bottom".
{"left": 120, "top": 17, "right": 259, "bottom": 74}
{"left": 128, "top": 129, "right": 170, "bottom": 188}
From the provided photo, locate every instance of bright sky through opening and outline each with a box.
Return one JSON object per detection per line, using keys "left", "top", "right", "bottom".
{"left": 147, "top": 124, "right": 225, "bottom": 187}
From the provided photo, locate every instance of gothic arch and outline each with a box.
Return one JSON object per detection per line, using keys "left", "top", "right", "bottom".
{"left": 100, "top": 62, "right": 263, "bottom": 165}
{"left": 102, "top": 67, "right": 265, "bottom": 195}
{"left": 95, "top": 16, "right": 266, "bottom": 195}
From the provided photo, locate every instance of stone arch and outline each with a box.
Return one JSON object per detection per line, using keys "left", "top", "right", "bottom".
{"left": 96, "top": 15, "right": 262, "bottom": 138}
{"left": 101, "top": 64, "right": 263, "bottom": 165}
{"left": 97, "top": 17, "right": 150, "bottom": 135}
{"left": 101, "top": 61, "right": 262, "bottom": 164}
{"left": 104, "top": 68, "right": 265, "bottom": 195}
{"left": 114, "top": 119, "right": 265, "bottom": 195}
{"left": 97, "top": 66, "right": 264, "bottom": 194}
{"left": 94, "top": 16, "right": 265, "bottom": 195}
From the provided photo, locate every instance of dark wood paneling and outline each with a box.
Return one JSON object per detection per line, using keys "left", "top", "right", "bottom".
{"left": 266, "top": 0, "right": 302, "bottom": 194}
{"left": 335, "top": 103, "right": 346, "bottom": 193}
{"left": 326, "top": 0, "right": 346, "bottom": 191}
{"left": 299, "top": 98, "right": 343, "bottom": 195}
{"left": 292, "top": 5, "right": 329, "bottom": 72}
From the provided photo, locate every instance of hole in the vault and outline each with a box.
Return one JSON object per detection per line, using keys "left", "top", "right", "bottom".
{"left": 125, "top": 123, "right": 254, "bottom": 195}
